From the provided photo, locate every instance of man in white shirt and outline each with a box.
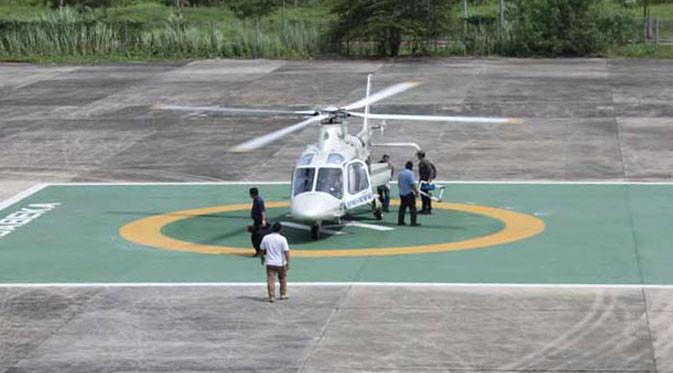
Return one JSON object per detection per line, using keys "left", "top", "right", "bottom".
{"left": 260, "top": 222, "right": 290, "bottom": 302}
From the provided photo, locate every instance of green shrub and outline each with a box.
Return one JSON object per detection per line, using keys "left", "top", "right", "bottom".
{"left": 502, "top": 0, "right": 634, "bottom": 56}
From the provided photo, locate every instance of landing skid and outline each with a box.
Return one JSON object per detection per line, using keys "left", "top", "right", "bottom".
{"left": 281, "top": 217, "right": 394, "bottom": 239}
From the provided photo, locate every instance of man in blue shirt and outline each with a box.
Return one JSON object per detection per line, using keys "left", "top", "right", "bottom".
{"left": 249, "top": 187, "right": 267, "bottom": 257}
{"left": 397, "top": 161, "right": 420, "bottom": 226}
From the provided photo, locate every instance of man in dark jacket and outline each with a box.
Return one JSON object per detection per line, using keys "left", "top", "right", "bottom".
{"left": 249, "top": 187, "right": 267, "bottom": 257}
{"left": 417, "top": 150, "right": 437, "bottom": 214}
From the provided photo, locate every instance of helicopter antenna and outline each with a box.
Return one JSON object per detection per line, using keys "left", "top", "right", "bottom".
{"left": 363, "top": 74, "right": 372, "bottom": 134}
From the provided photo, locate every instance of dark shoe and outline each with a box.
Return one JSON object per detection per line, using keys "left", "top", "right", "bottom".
{"left": 411, "top": 223, "right": 421, "bottom": 226}
{"left": 419, "top": 210, "right": 430, "bottom": 215}
{"left": 397, "top": 222, "right": 406, "bottom": 226}
{"left": 253, "top": 253, "right": 260, "bottom": 257}
{"left": 382, "top": 208, "right": 390, "bottom": 213}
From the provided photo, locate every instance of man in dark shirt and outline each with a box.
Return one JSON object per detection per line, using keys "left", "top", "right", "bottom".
{"left": 249, "top": 187, "right": 267, "bottom": 257}
{"left": 417, "top": 150, "right": 437, "bottom": 214}
{"left": 397, "top": 161, "right": 420, "bottom": 226}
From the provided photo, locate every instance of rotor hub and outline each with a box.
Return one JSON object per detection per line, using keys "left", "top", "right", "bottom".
{"left": 320, "top": 107, "right": 349, "bottom": 124}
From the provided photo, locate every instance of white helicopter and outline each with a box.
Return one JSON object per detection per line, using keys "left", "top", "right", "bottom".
{"left": 157, "top": 75, "right": 520, "bottom": 239}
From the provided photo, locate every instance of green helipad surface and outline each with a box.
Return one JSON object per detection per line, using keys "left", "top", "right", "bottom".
{"left": 0, "top": 182, "right": 671, "bottom": 284}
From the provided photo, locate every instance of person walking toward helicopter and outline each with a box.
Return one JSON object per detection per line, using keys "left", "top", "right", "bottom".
{"left": 261, "top": 222, "right": 290, "bottom": 302}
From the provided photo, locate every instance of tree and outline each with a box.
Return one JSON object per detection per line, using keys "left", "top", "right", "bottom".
{"left": 505, "top": 0, "right": 632, "bottom": 56}
{"left": 331, "top": 0, "right": 454, "bottom": 57}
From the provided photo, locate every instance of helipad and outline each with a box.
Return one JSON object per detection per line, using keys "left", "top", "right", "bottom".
{"left": 119, "top": 200, "right": 545, "bottom": 257}
{"left": 1, "top": 181, "right": 671, "bottom": 285}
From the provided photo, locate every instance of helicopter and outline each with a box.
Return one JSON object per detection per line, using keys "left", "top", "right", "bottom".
{"left": 156, "top": 75, "right": 521, "bottom": 239}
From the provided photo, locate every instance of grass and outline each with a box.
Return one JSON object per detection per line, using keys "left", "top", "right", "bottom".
{"left": 0, "top": 53, "right": 182, "bottom": 63}
{"left": 0, "top": 4, "right": 48, "bottom": 21}
{"left": 0, "top": 2, "right": 331, "bottom": 61}
{"left": 0, "top": 6, "right": 329, "bottom": 61}
{"left": 624, "top": 2, "right": 673, "bottom": 20}
{"left": 455, "top": 0, "right": 500, "bottom": 18}
{"left": 455, "top": 0, "right": 673, "bottom": 20}
{"left": 651, "top": 2, "right": 673, "bottom": 19}
{"left": 103, "top": 2, "right": 172, "bottom": 27}
{"left": 610, "top": 43, "right": 673, "bottom": 58}
{"left": 181, "top": 6, "right": 235, "bottom": 26}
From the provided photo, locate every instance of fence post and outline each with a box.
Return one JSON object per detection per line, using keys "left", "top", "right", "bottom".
{"left": 499, "top": 0, "right": 505, "bottom": 33}
{"left": 463, "top": 0, "right": 468, "bottom": 36}
{"left": 255, "top": 18, "right": 259, "bottom": 59}
{"left": 647, "top": 8, "right": 652, "bottom": 40}
{"left": 655, "top": 17, "right": 660, "bottom": 46}
{"left": 123, "top": 22, "right": 128, "bottom": 55}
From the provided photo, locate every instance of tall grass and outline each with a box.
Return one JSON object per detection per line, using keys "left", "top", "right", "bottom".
{"left": 0, "top": 8, "right": 121, "bottom": 56}
{"left": 0, "top": 7, "right": 328, "bottom": 59}
{"left": 135, "top": 20, "right": 325, "bottom": 58}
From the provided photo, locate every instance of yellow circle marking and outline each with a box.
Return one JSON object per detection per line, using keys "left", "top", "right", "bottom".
{"left": 119, "top": 201, "right": 544, "bottom": 257}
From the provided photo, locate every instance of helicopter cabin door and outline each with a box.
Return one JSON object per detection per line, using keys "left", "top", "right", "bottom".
{"left": 344, "top": 160, "right": 374, "bottom": 210}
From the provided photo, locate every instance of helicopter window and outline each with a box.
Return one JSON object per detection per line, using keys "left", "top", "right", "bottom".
{"left": 293, "top": 168, "right": 315, "bottom": 196}
{"left": 347, "top": 162, "right": 369, "bottom": 194}
{"left": 327, "top": 153, "right": 345, "bottom": 165}
{"left": 315, "top": 168, "right": 343, "bottom": 199}
{"left": 298, "top": 153, "right": 314, "bottom": 166}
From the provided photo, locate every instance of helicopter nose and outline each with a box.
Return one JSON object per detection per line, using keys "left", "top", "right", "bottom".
{"left": 291, "top": 192, "right": 341, "bottom": 221}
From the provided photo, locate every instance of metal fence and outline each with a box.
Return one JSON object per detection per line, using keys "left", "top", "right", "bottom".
{"left": 643, "top": 17, "right": 673, "bottom": 45}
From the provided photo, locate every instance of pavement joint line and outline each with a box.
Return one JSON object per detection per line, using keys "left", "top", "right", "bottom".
{"left": 640, "top": 287, "right": 660, "bottom": 373}
{"left": 0, "top": 183, "right": 49, "bottom": 212}
{"left": 2, "top": 283, "right": 673, "bottom": 289}
{"left": 297, "top": 283, "right": 353, "bottom": 373}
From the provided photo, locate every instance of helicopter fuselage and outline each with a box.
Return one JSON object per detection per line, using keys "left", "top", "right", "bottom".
{"left": 289, "top": 123, "right": 390, "bottom": 226}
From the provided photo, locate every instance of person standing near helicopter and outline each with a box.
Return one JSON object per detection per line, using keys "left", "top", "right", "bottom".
{"left": 377, "top": 154, "right": 393, "bottom": 212}
{"left": 417, "top": 150, "right": 437, "bottom": 215}
{"left": 397, "top": 161, "right": 420, "bottom": 226}
{"left": 249, "top": 187, "right": 267, "bottom": 257}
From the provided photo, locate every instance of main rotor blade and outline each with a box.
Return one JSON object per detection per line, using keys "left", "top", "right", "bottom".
{"left": 230, "top": 114, "right": 328, "bottom": 153}
{"left": 154, "top": 104, "right": 318, "bottom": 116}
{"left": 342, "top": 81, "right": 421, "bottom": 110}
{"left": 349, "top": 112, "right": 523, "bottom": 124}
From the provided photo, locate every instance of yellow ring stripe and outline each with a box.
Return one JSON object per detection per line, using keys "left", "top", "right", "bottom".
{"left": 119, "top": 201, "right": 544, "bottom": 257}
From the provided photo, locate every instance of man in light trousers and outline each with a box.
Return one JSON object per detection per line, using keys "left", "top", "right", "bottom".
{"left": 260, "top": 222, "right": 290, "bottom": 302}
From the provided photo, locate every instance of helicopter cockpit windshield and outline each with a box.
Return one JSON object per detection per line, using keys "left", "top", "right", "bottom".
{"left": 293, "top": 167, "right": 315, "bottom": 196}
{"left": 315, "top": 168, "right": 343, "bottom": 199}
{"left": 293, "top": 167, "right": 343, "bottom": 199}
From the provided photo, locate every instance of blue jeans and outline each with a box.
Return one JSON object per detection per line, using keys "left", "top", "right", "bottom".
{"left": 377, "top": 186, "right": 390, "bottom": 211}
